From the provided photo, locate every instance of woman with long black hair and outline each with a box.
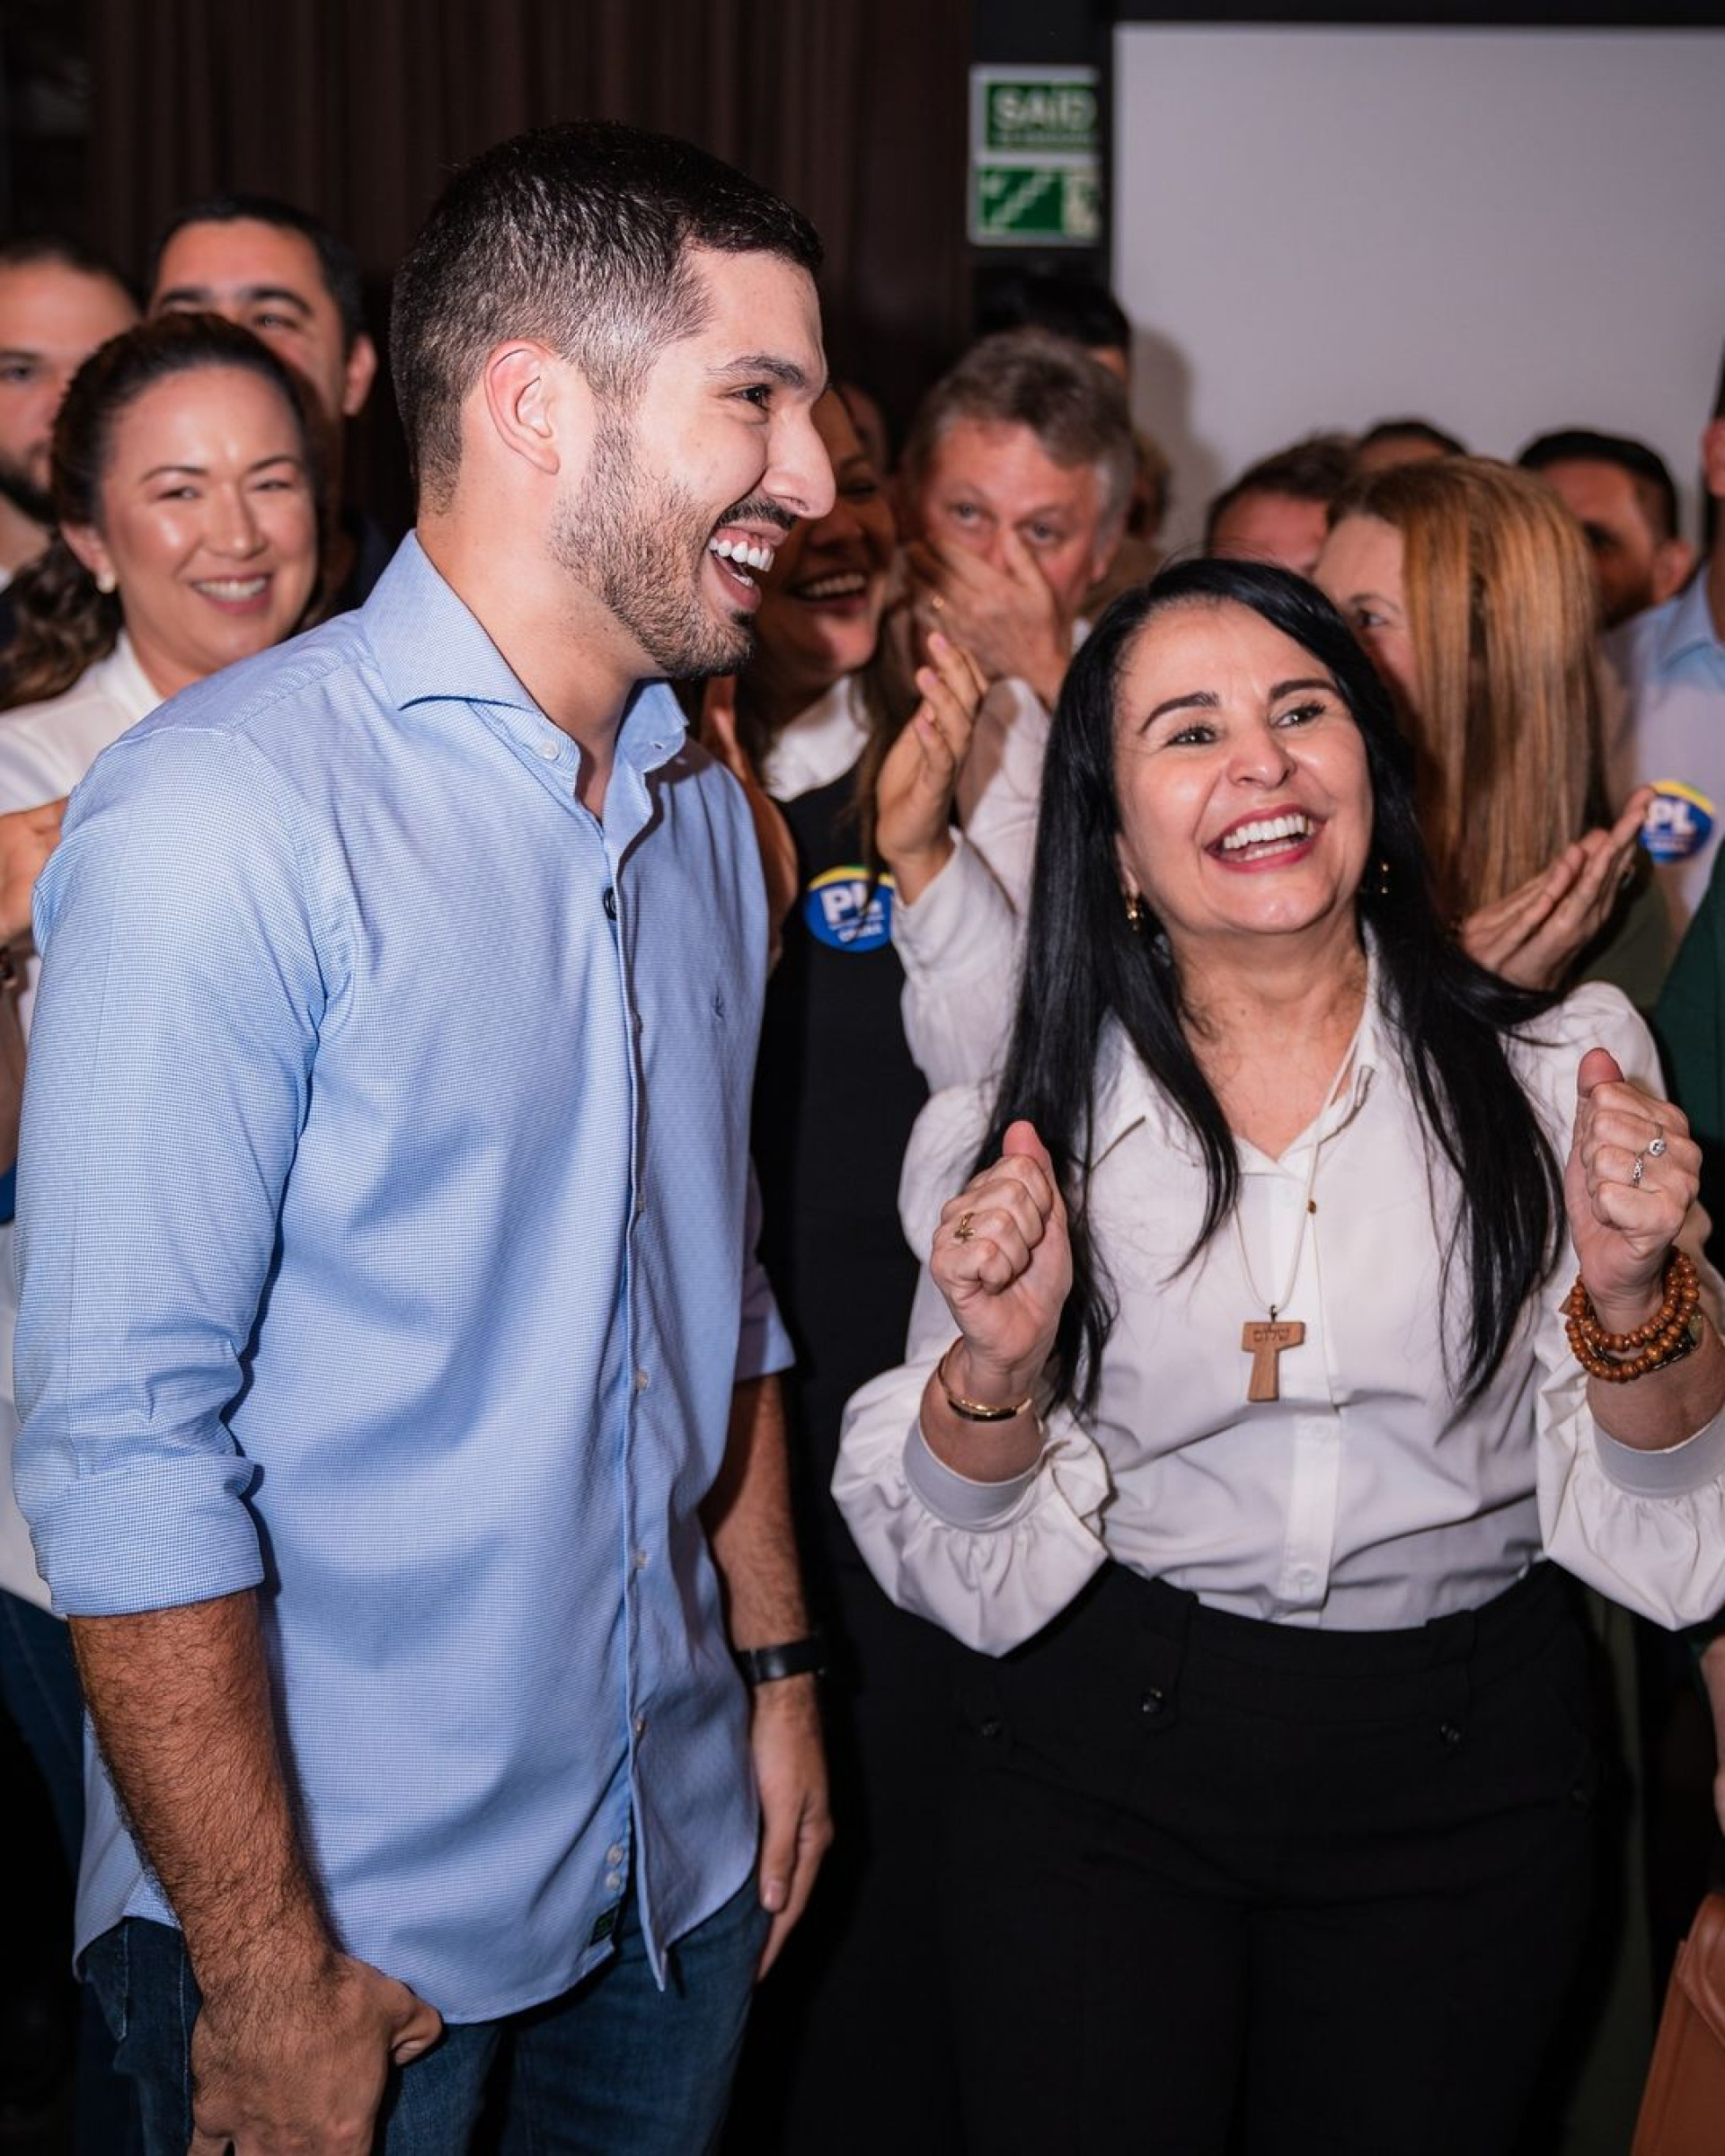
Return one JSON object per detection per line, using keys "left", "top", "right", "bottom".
{"left": 836, "top": 559, "right": 1725, "bottom": 2155}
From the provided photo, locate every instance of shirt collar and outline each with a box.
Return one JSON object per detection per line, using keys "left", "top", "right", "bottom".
{"left": 360, "top": 534, "right": 690, "bottom": 778}
{"left": 1084, "top": 939, "right": 1384, "bottom": 1170}
{"left": 1649, "top": 572, "right": 1722, "bottom": 676}
{"left": 758, "top": 676, "right": 870, "bottom": 800}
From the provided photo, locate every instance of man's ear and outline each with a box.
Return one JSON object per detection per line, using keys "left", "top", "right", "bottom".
{"left": 1652, "top": 535, "right": 1698, "bottom": 607}
{"left": 475, "top": 343, "right": 592, "bottom": 482}
{"left": 341, "top": 332, "right": 378, "bottom": 420}
{"left": 1702, "top": 417, "right": 1725, "bottom": 504}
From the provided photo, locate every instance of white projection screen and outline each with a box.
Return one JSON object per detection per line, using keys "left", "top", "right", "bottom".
{"left": 1111, "top": 25, "right": 1725, "bottom": 553}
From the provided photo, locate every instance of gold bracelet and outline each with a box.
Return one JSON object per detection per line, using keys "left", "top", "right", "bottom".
{"left": 935, "top": 1339, "right": 1035, "bottom": 1423}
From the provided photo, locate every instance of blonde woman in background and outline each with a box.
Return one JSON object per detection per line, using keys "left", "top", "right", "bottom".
{"left": 1316, "top": 455, "right": 1667, "bottom": 1004}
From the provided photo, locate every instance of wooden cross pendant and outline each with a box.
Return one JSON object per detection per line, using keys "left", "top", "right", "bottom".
{"left": 1242, "top": 1318, "right": 1305, "bottom": 1403}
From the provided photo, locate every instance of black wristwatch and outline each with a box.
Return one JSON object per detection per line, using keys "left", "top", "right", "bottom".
{"left": 733, "top": 1635, "right": 827, "bottom": 1685}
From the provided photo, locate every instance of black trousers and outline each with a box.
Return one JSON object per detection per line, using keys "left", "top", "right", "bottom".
{"left": 941, "top": 1562, "right": 1598, "bottom": 2156}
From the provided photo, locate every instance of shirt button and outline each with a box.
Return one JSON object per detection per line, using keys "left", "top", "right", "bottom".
{"left": 634, "top": 1367, "right": 650, "bottom": 1392}
{"left": 604, "top": 1869, "right": 623, "bottom": 1893}
{"left": 606, "top": 1843, "right": 625, "bottom": 1867}
{"left": 632, "top": 1548, "right": 650, "bottom": 1570}
{"left": 536, "top": 737, "right": 559, "bottom": 762}
{"left": 632, "top": 1712, "right": 647, "bottom": 1737}
{"left": 603, "top": 888, "right": 617, "bottom": 920}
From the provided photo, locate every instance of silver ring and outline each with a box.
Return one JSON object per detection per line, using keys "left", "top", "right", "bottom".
{"left": 1631, "top": 1153, "right": 1646, "bottom": 1188}
{"left": 1648, "top": 1131, "right": 1668, "bottom": 1158}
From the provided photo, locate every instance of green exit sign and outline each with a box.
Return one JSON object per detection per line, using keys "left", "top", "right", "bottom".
{"left": 972, "top": 165, "right": 1101, "bottom": 244}
{"left": 969, "top": 66, "right": 1101, "bottom": 249}
{"left": 983, "top": 80, "right": 1099, "bottom": 157}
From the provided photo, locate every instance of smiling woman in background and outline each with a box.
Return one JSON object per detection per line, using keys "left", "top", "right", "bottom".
{"left": 0, "top": 308, "right": 319, "bottom": 2155}
{"left": 836, "top": 559, "right": 1725, "bottom": 2156}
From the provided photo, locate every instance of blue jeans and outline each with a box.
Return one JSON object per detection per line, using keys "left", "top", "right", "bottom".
{"left": 84, "top": 1877, "right": 768, "bottom": 2155}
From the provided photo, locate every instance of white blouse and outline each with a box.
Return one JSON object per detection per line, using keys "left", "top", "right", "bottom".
{"left": 891, "top": 676, "right": 1046, "bottom": 1089}
{"left": 835, "top": 977, "right": 1725, "bottom": 1651}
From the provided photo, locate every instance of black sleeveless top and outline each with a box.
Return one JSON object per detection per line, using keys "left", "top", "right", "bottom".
{"left": 752, "top": 760, "right": 930, "bottom": 1590}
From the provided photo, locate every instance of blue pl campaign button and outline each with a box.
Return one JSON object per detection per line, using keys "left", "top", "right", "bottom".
{"left": 1641, "top": 782, "right": 1715, "bottom": 865}
{"left": 802, "top": 865, "right": 897, "bottom": 952}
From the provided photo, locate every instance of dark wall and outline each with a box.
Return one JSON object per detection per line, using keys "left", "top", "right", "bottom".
{"left": 4, "top": 2, "right": 974, "bottom": 528}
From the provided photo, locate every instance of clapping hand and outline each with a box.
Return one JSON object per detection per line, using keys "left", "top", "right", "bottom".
{"left": 874, "top": 632, "right": 988, "bottom": 903}
{"left": 1460, "top": 790, "right": 1652, "bottom": 991}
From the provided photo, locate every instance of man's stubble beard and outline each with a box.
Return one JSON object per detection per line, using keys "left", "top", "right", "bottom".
{"left": 0, "top": 446, "right": 54, "bottom": 531}
{"left": 553, "top": 405, "right": 755, "bottom": 683}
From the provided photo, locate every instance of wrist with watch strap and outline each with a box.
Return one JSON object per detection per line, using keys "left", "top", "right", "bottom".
{"left": 733, "top": 1635, "right": 826, "bottom": 1686}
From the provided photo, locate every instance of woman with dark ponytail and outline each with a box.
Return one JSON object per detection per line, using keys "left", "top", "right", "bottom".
{"left": 836, "top": 560, "right": 1725, "bottom": 2155}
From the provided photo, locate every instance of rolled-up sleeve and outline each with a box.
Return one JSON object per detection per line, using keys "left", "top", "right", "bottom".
{"left": 1526, "top": 981, "right": 1725, "bottom": 1627}
{"left": 13, "top": 729, "right": 329, "bottom": 1616}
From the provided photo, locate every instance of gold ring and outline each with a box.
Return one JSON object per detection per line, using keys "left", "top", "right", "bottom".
{"left": 953, "top": 1210, "right": 975, "bottom": 1242}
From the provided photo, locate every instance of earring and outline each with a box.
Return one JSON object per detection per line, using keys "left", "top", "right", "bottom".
{"left": 94, "top": 568, "right": 117, "bottom": 596}
{"left": 1369, "top": 857, "right": 1391, "bottom": 899}
{"left": 1123, "top": 890, "right": 1145, "bottom": 932}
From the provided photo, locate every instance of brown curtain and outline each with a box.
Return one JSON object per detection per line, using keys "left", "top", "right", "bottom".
{"left": 86, "top": 0, "right": 972, "bottom": 526}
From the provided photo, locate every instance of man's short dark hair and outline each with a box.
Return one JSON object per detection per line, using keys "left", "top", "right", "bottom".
{"left": 389, "top": 120, "right": 822, "bottom": 508}
{"left": 1517, "top": 427, "right": 1681, "bottom": 544}
{"left": 900, "top": 328, "right": 1137, "bottom": 533}
{"left": 1358, "top": 417, "right": 1466, "bottom": 460}
{"left": 1206, "top": 435, "right": 1357, "bottom": 548}
{"left": 150, "top": 192, "right": 366, "bottom": 349}
{"left": 976, "top": 269, "right": 1132, "bottom": 359}
{"left": 0, "top": 235, "right": 133, "bottom": 304}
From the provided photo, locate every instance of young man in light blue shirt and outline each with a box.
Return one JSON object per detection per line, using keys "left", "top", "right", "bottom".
{"left": 14, "top": 120, "right": 836, "bottom": 2156}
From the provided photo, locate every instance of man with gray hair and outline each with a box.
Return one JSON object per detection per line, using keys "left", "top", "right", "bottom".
{"left": 899, "top": 326, "right": 1134, "bottom": 714}
{"left": 879, "top": 330, "right": 1132, "bottom": 1086}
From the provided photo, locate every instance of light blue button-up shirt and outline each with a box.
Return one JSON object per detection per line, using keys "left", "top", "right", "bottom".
{"left": 13, "top": 536, "right": 791, "bottom": 2018}
{"left": 1606, "top": 572, "right": 1725, "bottom": 930}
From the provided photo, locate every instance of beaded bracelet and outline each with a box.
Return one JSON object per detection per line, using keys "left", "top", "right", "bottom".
{"left": 1561, "top": 1249, "right": 1705, "bottom": 1383}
